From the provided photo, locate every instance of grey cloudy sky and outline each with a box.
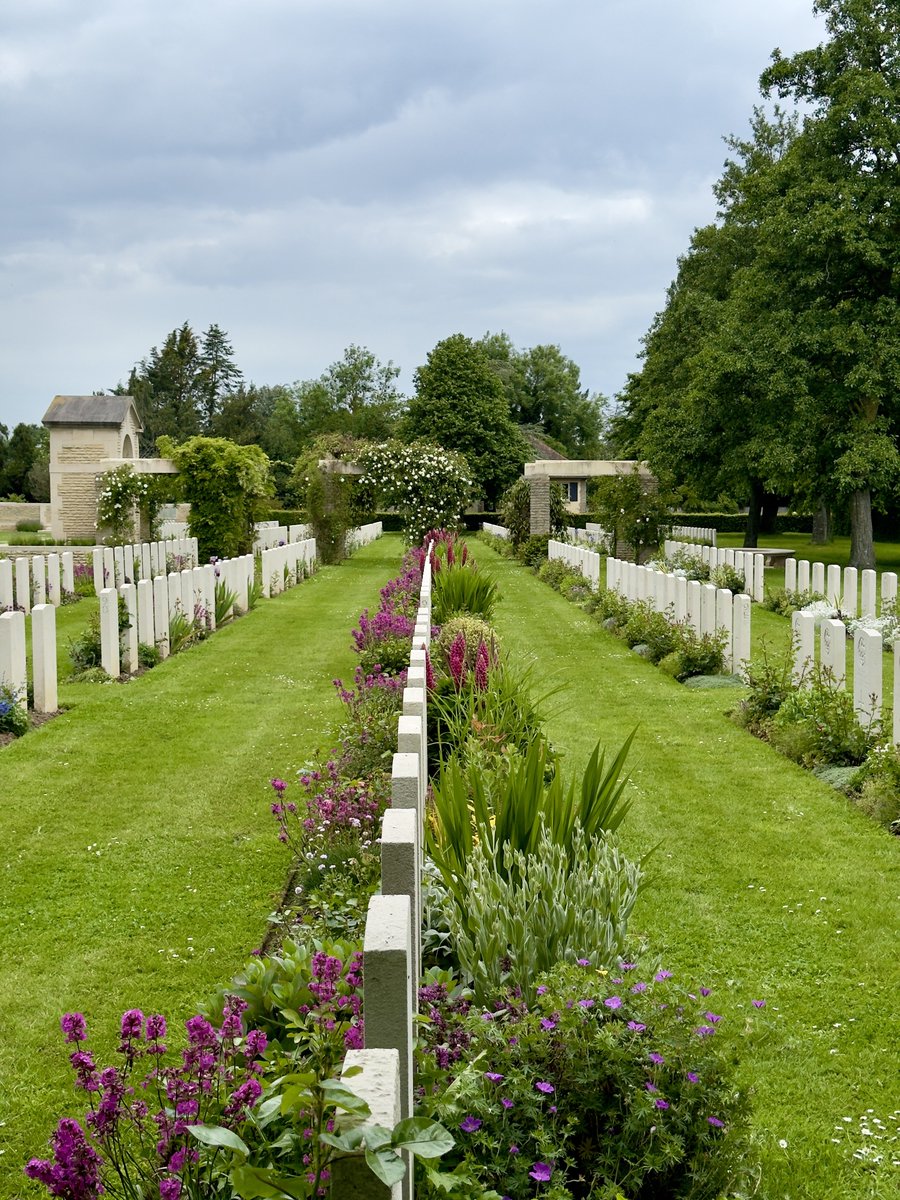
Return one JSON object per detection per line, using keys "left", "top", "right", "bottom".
{"left": 1, "top": 0, "right": 824, "bottom": 430}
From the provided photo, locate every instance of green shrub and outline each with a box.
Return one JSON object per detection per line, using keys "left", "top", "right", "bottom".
{"left": 710, "top": 563, "right": 746, "bottom": 594}
{"left": 537, "top": 558, "right": 588, "bottom": 594}
{"left": 622, "top": 601, "right": 679, "bottom": 663}
{"left": 416, "top": 960, "right": 756, "bottom": 1200}
{"left": 769, "top": 670, "right": 873, "bottom": 767}
{"left": 0, "top": 684, "right": 28, "bottom": 737}
{"left": 137, "top": 642, "right": 160, "bottom": 669}
{"left": 761, "top": 587, "right": 825, "bottom": 617}
{"left": 854, "top": 745, "right": 900, "bottom": 832}
{"left": 439, "top": 823, "right": 642, "bottom": 1003}
{"left": 431, "top": 562, "right": 499, "bottom": 624}
{"left": 516, "top": 532, "right": 551, "bottom": 568}
{"left": 214, "top": 580, "right": 237, "bottom": 626}
{"left": 731, "top": 645, "right": 795, "bottom": 734}
{"left": 15, "top": 519, "right": 41, "bottom": 533}
{"left": 434, "top": 615, "right": 498, "bottom": 673}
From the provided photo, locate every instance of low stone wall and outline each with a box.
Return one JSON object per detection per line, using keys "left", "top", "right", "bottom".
{"left": 0, "top": 502, "right": 51, "bottom": 530}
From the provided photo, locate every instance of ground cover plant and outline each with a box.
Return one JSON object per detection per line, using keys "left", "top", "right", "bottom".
{"left": 469, "top": 537, "right": 899, "bottom": 1200}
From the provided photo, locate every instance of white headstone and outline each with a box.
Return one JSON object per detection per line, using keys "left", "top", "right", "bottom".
{"left": 797, "top": 559, "right": 810, "bottom": 594}
{"left": 853, "top": 628, "right": 882, "bottom": 728}
{"left": 861, "top": 569, "right": 877, "bottom": 618}
{"left": 32, "top": 556, "right": 47, "bottom": 606}
{"left": 791, "top": 610, "right": 816, "bottom": 686}
{"left": 119, "top": 583, "right": 139, "bottom": 674}
{"left": 826, "top": 564, "right": 842, "bottom": 609}
{"left": 701, "top": 582, "right": 717, "bottom": 638}
{"left": 0, "top": 609, "right": 27, "bottom": 709}
{"left": 843, "top": 567, "right": 858, "bottom": 618}
{"left": 47, "top": 553, "right": 61, "bottom": 606}
{"left": 0, "top": 559, "right": 13, "bottom": 611}
{"left": 716, "top": 588, "right": 734, "bottom": 671}
{"left": 15, "top": 558, "right": 30, "bottom": 615}
{"left": 785, "top": 557, "right": 797, "bottom": 593}
{"left": 811, "top": 561, "right": 825, "bottom": 595}
{"left": 732, "top": 593, "right": 751, "bottom": 679}
{"left": 820, "top": 619, "right": 846, "bottom": 688}
{"left": 882, "top": 572, "right": 898, "bottom": 612}
{"left": 363, "top": 894, "right": 413, "bottom": 1122}
{"left": 154, "top": 576, "right": 170, "bottom": 658}
{"left": 753, "top": 553, "right": 765, "bottom": 603}
{"left": 31, "top": 603, "right": 58, "bottom": 712}
{"left": 99, "top": 588, "right": 121, "bottom": 678}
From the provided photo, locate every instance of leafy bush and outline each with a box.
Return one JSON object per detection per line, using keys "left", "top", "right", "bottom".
{"left": 416, "top": 961, "right": 756, "bottom": 1200}
{"left": 709, "top": 563, "right": 745, "bottom": 594}
{"left": 516, "top": 533, "right": 551, "bottom": 568}
{"left": 498, "top": 476, "right": 566, "bottom": 548}
{"left": 438, "top": 824, "right": 642, "bottom": 1003}
{"left": 854, "top": 745, "right": 900, "bottom": 832}
{"left": 537, "top": 557, "right": 587, "bottom": 593}
{"left": 214, "top": 580, "right": 237, "bottom": 626}
{"left": 730, "top": 644, "right": 795, "bottom": 735}
{"left": 431, "top": 561, "right": 499, "bottom": 624}
{"left": 137, "top": 642, "right": 160, "bottom": 669}
{"left": 0, "top": 684, "right": 27, "bottom": 737}
{"left": 657, "top": 627, "right": 727, "bottom": 681}
{"left": 427, "top": 732, "right": 634, "bottom": 901}
{"left": 622, "top": 601, "right": 680, "bottom": 663}
{"left": 769, "top": 670, "right": 873, "bottom": 767}
{"left": 359, "top": 440, "right": 472, "bottom": 546}
{"left": 434, "top": 615, "right": 498, "bottom": 673}
{"left": 15, "top": 519, "right": 41, "bottom": 533}
{"left": 761, "top": 587, "right": 825, "bottom": 617}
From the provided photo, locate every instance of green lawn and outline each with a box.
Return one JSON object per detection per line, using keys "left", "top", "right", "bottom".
{"left": 477, "top": 539, "right": 899, "bottom": 1200}
{"left": 716, "top": 530, "right": 900, "bottom": 578}
{"left": 0, "top": 538, "right": 405, "bottom": 1193}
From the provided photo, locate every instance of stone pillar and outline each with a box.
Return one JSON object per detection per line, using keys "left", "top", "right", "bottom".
{"left": 528, "top": 476, "right": 551, "bottom": 536}
{"left": 0, "top": 609, "right": 27, "bottom": 708}
{"left": 397, "top": 715, "right": 425, "bottom": 811}
{"left": 853, "top": 628, "right": 882, "bottom": 728}
{"left": 821, "top": 618, "right": 846, "bottom": 688}
{"left": 391, "top": 752, "right": 422, "bottom": 861}
{"left": 331, "top": 1049, "right": 403, "bottom": 1200}
{"left": 99, "top": 588, "right": 121, "bottom": 678}
{"left": 363, "top": 894, "right": 413, "bottom": 1123}
{"left": 32, "top": 603, "right": 58, "bottom": 712}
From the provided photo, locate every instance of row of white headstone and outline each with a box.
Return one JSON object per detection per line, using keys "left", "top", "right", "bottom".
{"left": 607, "top": 556, "right": 751, "bottom": 676}
{"left": 1, "top": 552, "right": 78, "bottom": 614}
{"left": 260, "top": 539, "right": 317, "bottom": 598}
{"left": 566, "top": 524, "right": 612, "bottom": 547}
{"left": 664, "top": 539, "right": 768, "bottom": 603}
{"left": 253, "top": 523, "right": 313, "bottom": 551}
{"left": 783, "top": 558, "right": 897, "bottom": 619}
{"left": 346, "top": 521, "right": 385, "bottom": 553}
{"left": 331, "top": 546, "right": 433, "bottom": 1200}
{"left": 482, "top": 521, "right": 509, "bottom": 539}
{"left": 791, "top": 610, "right": 900, "bottom": 741}
{"left": 0, "top": 605, "right": 58, "bottom": 714}
{"left": 669, "top": 524, "right": 717, "bottom": 546}
{"left": 548, "top": 538, "right": 601, "bottom": 589}
{"left": 92, "top": 537, "right": 198, "bottom": 596}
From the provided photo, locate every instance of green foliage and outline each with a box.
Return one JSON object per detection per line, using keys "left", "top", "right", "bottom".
{"left": 14, "top": 520, "right": 40, "bottom": 533}
{"left": 516, "top": 532, "right": 553, "bottom": 568}
{"left": 405, "top": 333, "right": 529, "bottom": 507}
{"left": 439, "top": 824, "right": 642, "bottom": 1003}
{"left": 731, "top": 644, "right": 796, "bottom": 734}
{"left": 761, "top": 587, "right": 825, "bottom": 617}
{"left": 854, "top": 745, "right": 900, "bottom": 833}
{"left": 95, "top": 464, "right": 152, "bottom": 545}
{"left": 499, "top": 475, "right": 566, "bottom": 548}
{"left": 431, "top": 561, "right": 499, "bottom": 624}
{"left": 306, "top": 467, "right": 352, "bottom": 565}
{"left": 426, "top": 732, "right": 634, "bottom": 903}
{"left": 289, "top": 344, "right": 404, "bottom": 447}
{"left": 0, "top": 685, "right": 27, "bottom": 737}
{"left": 770, "top": 670, "right": 873, "bottom": 768}
{"left": 137, "top": 642, "right": 160, "bottom": 669}
{"left": 417, "top": 961, "right": 756, "bottom": 1200}
{"left": 590, "top": 593, "right": 726, "bottom": 679}
{"left": 359, "top": 440, "right": 471, "bottom": 546}
{"left": 159, "top": 435, "right": 273, "bottom": 560}
{"left": 590, "top": 468, "right": 671, "bottom": 563}
{"left": 68, "top": 599, "right": 130, "bottom": 674}
{"left": 214, "top": 580, "right": 237, "bottom": 626}
{"left": 434, "top": 615, "right": 498, "bottom": 671}
{"left": 709, "top": 563, "right": 746, "bottom": 594}
{"left": 537, "top": 557, "right": 588, "bottom": 595}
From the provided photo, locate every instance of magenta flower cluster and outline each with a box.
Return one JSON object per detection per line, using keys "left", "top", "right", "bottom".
{"left": 26, "top": 1001, "right": 269, "bottom": 1199}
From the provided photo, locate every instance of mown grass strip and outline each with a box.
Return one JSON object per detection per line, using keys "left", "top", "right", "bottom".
{"left": 0, "top": 537, "right": 404, "bottom": 1193}
{"left": 477, "top": 539, "right": 899, "bottom": 1200}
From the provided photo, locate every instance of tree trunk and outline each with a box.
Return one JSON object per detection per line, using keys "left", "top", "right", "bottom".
{"left": 811, "top": 501, "right": 831, "bottom": 544}
{"left": 760, "top": 492, "right": 779, "bottom": 535}
{"left": 744, "top": 480, "right": 763, "bottom": 547}
{"left": 848, "top": 489, "right": 875, "bottom": 569}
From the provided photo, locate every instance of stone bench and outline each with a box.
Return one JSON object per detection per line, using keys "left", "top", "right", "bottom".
{"left": 742, "top": 546, "right": 795, "bottom": 568}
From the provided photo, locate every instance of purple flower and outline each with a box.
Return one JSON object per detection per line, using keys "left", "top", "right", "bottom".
{"left": 695, "top": 1025, "right": 716, "bottom": 1038}
{"left": 460, "top": 1116, "right": 482, "bottom": 1133}
{"left": 604, "top": 996, "right": 622, "bottom": 1009}
{"left": 577, "top": 957, "right": 591, "bottom": 966}
{"left": 654, "top": 1099, "right": 670, "bottom": 1110}
{"left": 631, "top": 981, "right": 648, "bottom": 993}
{"left": 704, "top": 1012, "right": 723, "bottom": 1023}
{"left": 146, "top": 1014, "right": 167, "bottom": 1041}
{"left": 627, "top": 1021, "right": 647, "bottom": 1032}
{"left": 501, "top": 1097, "right": 514, "bottom": 1109}
{"left": 160, "top": 1179, "right": 182, "bottom": 1200}
{"left": 752, "top": 999, "right": 766, "bottom": 1008}
{"left": 535, "top": 1080, "right": 555, "bottom": 1094}
{"left": 245, "top": 1029, "right": 268, "bottom": 1057}
{"left": 707, "top": 1116, "right": 725, "bottom": 1128}
{"left": 649, "top": 1052, "right": 665, "bottom": 1065}
{"left": 686, "top": 1071, "right": 700, "bottom": 1083}
{"left": 61, "top": 1013, "right": 87, "bottom": 1044}
{"left": 120, "top": 1009, "right": 144, "bottom": 1040}
{"left": 536, "top": 985, "right": 548, "bottom": 995}
{"left": 645, "top": 1081, "right": 658, "bottom": 1093}
{"left": 578, "top": 998, "right": 595, "bottom": 1008}
{"left": 509, "top": 1144, "right": 520, "bottom": 1155}
{"left": 654, "top": 970, "right": 672, "bottom": 982}
{"left": 529, "top": 1162, "right": 552, "bottom": 1182}
{"left": 620, "top": 962, "right": 636, "bottom": 971}
{"left": 540, "top": 1018, "right": 557, "bottom": 1031}
{"left": 484, "top": 1071, "right": 504, "bottom": 1082}
{"left": 270, "top": 778, "right": 287, "bottom": 793}
{"left": 700, "top": 987, "right": 712, "bottom": 997}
